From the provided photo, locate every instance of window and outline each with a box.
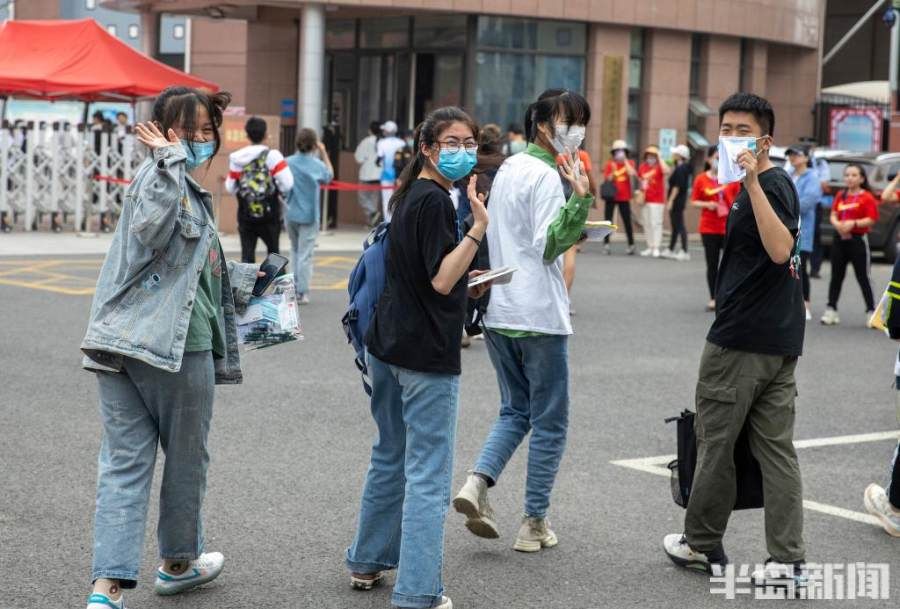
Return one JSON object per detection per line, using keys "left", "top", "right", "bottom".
{"left": 474, "top": 52, "right": 585, "bottom": 128}
{"left": 687, "top": 34, "right": 711, "bottom": 145}
{"left": 739, "top": 38, "right": 750, "bottom": 92}
{"left": 85, "top": 0, "right": 97, "bottom": 9}
{"left": 128, "top": 24, "right": 139, "bottom": 39}
{"left": 476, "top": 17, "right": 586, "bottom": 54}
{"left": 360, "top": 17, "right": 409, "bottom": 49}
{"left": 627, "top": 29, "right": 646, "bottom": 151}
{"left": 106, "top": 25, "right": 117, "bottom": 36}
{"left": 413, "top": 14, "right": 467, "bottom": 48}
{"left": 689, "top": 33, "right": 703, "bottom": 99}
{"left": 326, "top": 19, "right": 356, "bottom": 49}
{"left": 172, "top": 24, "right": 185, "bottom": 40}
{"left": 473, "top": 17, "right": 586, "bottom": 129}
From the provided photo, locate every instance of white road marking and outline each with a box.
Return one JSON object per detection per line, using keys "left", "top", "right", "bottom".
{"left": 611, "top": 429, "right": 900, "bottom": 528}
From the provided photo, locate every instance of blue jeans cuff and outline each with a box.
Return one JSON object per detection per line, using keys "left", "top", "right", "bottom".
{"left": 91, "top": 570, "right": 138, "bottom": 588}
{"left": 472, "top": 464, "right": 500, "bottom": 485}
{"left": 391, "top": 591, "right": 442, "bottom": 609}
{"left": 345, "top": 554, "right": 397, "bottom": 574}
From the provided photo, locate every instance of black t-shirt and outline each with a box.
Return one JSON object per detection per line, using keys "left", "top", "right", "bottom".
{"left": 706, "top": 167, "right": 805, "bottom": 357}
{"left": 668, "top": 163, "right": 692, "bottom": 208}
{"left": 366, "top": 179, "right": 466, "bottom": 375}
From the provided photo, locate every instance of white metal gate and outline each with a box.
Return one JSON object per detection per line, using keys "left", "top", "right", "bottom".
{"left": 0, "top": 124, "right": 146, "bottom": 232}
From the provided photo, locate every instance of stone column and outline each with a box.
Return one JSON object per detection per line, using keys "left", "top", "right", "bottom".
{"left": 297, "top": 3, "right": 325, "bottom": 133}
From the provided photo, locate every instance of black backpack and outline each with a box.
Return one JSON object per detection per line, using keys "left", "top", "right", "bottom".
{"left": 237, "top": 150, "right": 279, "bottom": 223}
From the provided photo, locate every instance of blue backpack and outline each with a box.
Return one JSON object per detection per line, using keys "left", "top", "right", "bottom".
{"left": 342, "top": 222, "right": 390, "bottom": 395}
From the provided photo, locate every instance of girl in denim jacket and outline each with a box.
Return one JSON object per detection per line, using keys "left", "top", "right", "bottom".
{"left": 81, "top": 87, "right": 259, "bottom": 609}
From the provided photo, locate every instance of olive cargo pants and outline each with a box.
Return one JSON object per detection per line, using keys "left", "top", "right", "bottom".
{"left": 684, "top": 342, "right": 806, "bottom": 563}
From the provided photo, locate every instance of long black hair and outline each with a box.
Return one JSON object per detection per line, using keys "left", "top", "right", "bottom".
{"left": 388, "top": 106, "right": 479, "bottom": 214}
{"left": 843, "top": 162, "right": 872, "bottom": 194}
{"left": 704, "top": 144, "right": 718, "bottom": 172}
{"left": 524, "top": 89, "right": 591, "bottom": 143}
{"left": 152, "top": 86, "right": 231, "bottom": 163}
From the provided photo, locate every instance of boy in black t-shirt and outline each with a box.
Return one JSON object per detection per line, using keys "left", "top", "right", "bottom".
{"left": 663, "top": 93, "right": 808, "bottom": 589}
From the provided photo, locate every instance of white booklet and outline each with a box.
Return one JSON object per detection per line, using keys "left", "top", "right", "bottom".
{"left": 468, "top": 266, "right": 517, "bottom": 288}
{"left": 584, "top": 221, "right": 617, "bottom": 241}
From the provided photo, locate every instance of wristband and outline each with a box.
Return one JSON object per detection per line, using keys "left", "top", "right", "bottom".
{"left": 465, "top": 233, "right": 482, "bottom": 247}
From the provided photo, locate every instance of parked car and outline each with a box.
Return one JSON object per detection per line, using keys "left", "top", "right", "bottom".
{"left": 819, "top": 152, "right": 900, "bottom": 262}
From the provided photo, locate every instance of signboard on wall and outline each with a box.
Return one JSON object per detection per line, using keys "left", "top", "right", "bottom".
{"left": 600, "top": 55, "right": 623, "bottom": 161}
{"left": 221, "top": 114, "right": 281, "bottom": 153}
{"left": 658, "top": 129, "right": 676, "bottom": 159}
{"left": 829, "top": 107, "right": 883, "bottom": 152}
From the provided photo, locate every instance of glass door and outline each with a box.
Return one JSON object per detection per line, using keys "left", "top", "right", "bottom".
{"left": 413, "top": 52, "right": 464, "bottom": 126}
{"left": 356, "top": 52, "right": 411, "bottom": 138}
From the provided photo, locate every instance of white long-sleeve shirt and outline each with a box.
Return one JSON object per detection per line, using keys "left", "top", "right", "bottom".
{"left": 225, "top": 144, "right": 294, "bottom": 196}
{"left": 354, "top": 134, "right": 381, "bottom": 182}
{"left": 483, "top": 152, "right": 573, "bottom": 336}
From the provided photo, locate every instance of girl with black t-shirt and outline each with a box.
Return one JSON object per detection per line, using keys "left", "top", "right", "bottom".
{"left": 821, "top": 163, "right": 879, "bottom": 326}
{"left": 346, "top": 107, "right": 490, "bottom": 609}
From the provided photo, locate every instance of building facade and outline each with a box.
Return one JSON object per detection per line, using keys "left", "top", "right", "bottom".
{"left": 101, "top": 1, "right": 825, "bottom": 226}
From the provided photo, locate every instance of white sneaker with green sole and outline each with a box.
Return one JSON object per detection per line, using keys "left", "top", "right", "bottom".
{"left": 154, "top": 552, "right": 225, "bottom": 596}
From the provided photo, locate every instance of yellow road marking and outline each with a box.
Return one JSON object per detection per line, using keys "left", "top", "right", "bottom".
{"left": 0, "top": 255, "right": 355, "bottom": 296}
{"left": 0, "top": 277, "right": 95, "bottom": 295}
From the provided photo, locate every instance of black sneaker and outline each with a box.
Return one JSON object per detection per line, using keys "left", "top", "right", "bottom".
{"left": 751, "top": 558, "right": 808, "bottom": 591}
{"left": 663, "top": 533, "right": 728, "bottom": 576}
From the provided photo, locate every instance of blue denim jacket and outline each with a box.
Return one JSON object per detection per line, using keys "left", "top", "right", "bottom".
{"left": 81, "top": 145, "right": 258, "bottom": 384}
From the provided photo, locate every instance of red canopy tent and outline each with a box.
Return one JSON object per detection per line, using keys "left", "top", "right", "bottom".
{"left": 0, "top": 18, "right": 217, "bottom": 101}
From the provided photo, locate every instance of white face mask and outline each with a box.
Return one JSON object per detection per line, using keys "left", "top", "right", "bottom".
{"left": 646, "top": 157, "right": 658, "bottom": 166}
{"left": 550, "top": 123, "right": 585, "bottom": 154}
{"left": 613, "top": 150, "right": 626, "bottom": 162}
{"left": 717, "top": 136, "right": 767, "bottom": 184}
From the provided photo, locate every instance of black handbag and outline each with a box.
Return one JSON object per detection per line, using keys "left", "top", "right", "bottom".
{"left": 600, "top": 179, "right": 618, "bottom": 201}
{"left": 666, "top": 409, "right": 765, "bottom": 510}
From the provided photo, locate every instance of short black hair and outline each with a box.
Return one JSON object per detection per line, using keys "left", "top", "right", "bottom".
{"left": 369, "top": 121, "right": 381, "bottom": 136}
{"left": 507, "top": 123, "right": 524, "bottom": 136}
{"left": 525, "top": 89, "right": 591, "bottom": 142}
{"left": 718, "top": 92, "right": 775, "bottom": 137}
{"left": 245, "top": 116, "right": 267, "bottom": 144}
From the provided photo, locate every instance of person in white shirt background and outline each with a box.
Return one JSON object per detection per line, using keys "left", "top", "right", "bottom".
{"left": 224, "top": 117, "right": 294, "bottom": 263}
{"left": 354, "top": 121, "right": 382, "bottom": 226}
{"left": 376, "top": 120, "right": 406, "bottom": 222}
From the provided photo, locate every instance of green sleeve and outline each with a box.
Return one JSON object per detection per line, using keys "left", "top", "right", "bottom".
{"left": 542, "top": 192, "right": 594, "bottom": 261}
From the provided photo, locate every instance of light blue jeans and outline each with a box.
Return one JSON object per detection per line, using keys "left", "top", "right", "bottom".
{"left": 474, "top": 331, "right": 569, "bottom": 518}
{"left": 286, "top": 221, "right": 317, "bottom": 295}
{"left": 91, "top": 351, "right": 215, "bottom": 587}
{"left": 346, "top": 353, "right": 460, "bottom": 609}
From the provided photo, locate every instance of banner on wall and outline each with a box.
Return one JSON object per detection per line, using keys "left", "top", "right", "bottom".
{"left": 658, "top": 128, "right": 677, "bottom": 159}
{"left": 829, "top": 107, "right": 883, "bottom": 152}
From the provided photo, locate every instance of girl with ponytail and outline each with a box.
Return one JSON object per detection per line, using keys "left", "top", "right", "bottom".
{"left": 453, "top": 89, "right": 593, "bottom": 554}
{"left": 347, "top": 106, "right": 490, "bottom": 609}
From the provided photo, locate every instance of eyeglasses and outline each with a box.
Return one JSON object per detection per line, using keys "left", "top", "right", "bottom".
{"left": 437, "top": 140, "right": 478, "bottom": 154}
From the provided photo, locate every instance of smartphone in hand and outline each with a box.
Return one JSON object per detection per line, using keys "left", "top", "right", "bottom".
{"left": 252, "top": 253, "right": 289, "bottom": 297}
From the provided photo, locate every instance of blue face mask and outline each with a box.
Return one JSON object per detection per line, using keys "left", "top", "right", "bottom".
{"left": 181, "top": 139, "right": 216, "bottom": 170}
{"left": 435, "top": 148, "right": 477, "bottom": 182}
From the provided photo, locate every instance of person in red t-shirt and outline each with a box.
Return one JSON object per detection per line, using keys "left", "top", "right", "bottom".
{"left": 637, "top": 145, "right": 670, "bottom": 257}
{"left": 602, "top": 139, "right": 638, "bottom": 254}
{"left": 822, "top": 163, "right": 879, "bottom": 326}
{"left": 691, "top": 146, "right": 740, "bottom": 311}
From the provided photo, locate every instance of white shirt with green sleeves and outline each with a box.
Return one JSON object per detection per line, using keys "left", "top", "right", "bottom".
{"left": 484, "top": 143, "right": 593, "bottom": 337}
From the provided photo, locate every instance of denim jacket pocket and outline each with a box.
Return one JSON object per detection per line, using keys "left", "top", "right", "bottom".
{"left": 163, "top": 210, "right": 205, "bottom": 269}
